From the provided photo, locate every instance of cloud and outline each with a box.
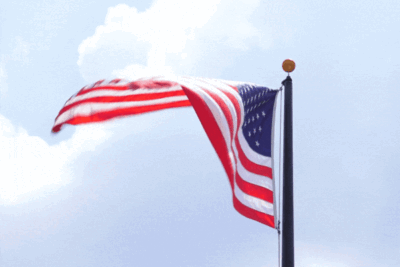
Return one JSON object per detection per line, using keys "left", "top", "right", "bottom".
{"left": 77, "top": 0, "right": 271, "bottom": 81}
{"left": 0, "top": 59, "right": 7, "bottom": 96}
{"left": 0, "top": 114, "right": 114, "bottom": 205}
{"left": 11, "top": 36, "right": 30, "bottom": 63}
{"left": 0, "top": 37, "right": 31, "bottom": 98}
{"left": 295, "top": 242, "right": 385, "bottom": 267}
{"left": 112, "top": 63, "right": 175, "bottom": 81}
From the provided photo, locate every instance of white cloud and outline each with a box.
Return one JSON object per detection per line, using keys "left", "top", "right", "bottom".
{"left": 112, "top": 63, "right": 175, "bottom": 80}
{"left": 77, "top": 0, "right": 271, "bottom": 82}
{"left": 0, "top": 59, "right": 7, "bottom": 96}
{"left": 0, "top": 114, "right": 114, "bottom": 205}
{"left": 296, "top": 242, "right": 368, "bottom": 267}
{"left": 0, "top": 37, "right": 31, "bottom": 98}
{"left": 11, "top": 36, "right": 30, "bottom": 63}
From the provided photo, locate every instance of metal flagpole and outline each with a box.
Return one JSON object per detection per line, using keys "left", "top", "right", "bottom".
{"left": 281, "top": 59, "right": 295, "bottom": 267}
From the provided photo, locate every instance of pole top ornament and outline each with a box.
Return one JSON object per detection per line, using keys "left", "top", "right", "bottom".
{"left": 282, "top": 59, "right": 295, "bottom": 73}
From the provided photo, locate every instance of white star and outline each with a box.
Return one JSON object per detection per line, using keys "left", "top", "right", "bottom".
{"left": 248, "top": 131, "right": 251, "bottom": 137}
{"left": 256, "top": 113, "right": 260, "bottom": 119}
{"left": 255, "top": 141, "right": 260, "bottom": 146}
{"left": 262, "top": 111, "right": 266, "bottom": 117}
{"left": 259, "top": 126, "right": 262, "bottom": 132}
{"left": 252, "top": 116, "right": 255, "bottom": 121}
{"left": 248, "top": 118, "right": 250, "bottom": 123}
{"left": 253, "top": 128, "right": 256, "bottom": 133}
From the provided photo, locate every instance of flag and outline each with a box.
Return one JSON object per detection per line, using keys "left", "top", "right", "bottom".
{"left": 52, "top": 76, "right": 279, "bottom": 228}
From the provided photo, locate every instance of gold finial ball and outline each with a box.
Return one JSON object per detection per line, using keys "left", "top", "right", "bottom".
{"left": 282, "top": 59, "right": 296, "bottom": 73}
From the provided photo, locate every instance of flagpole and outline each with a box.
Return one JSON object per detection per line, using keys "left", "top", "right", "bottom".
{"left": 281, "top": 59, "right": 295, "bottom": 267}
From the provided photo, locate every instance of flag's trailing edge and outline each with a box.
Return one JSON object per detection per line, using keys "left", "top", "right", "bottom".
{"left": 52, "top": 76, "right": 278, "bottom": 228}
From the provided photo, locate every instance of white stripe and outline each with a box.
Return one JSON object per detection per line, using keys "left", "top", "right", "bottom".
{"left": 238, "top": 127, "right": 272, "bottom": 167}
{"left": 196, "top": 78, "right": 244, "bottom": 132}
{"left": 109, "top": 79, "right": 130, "bottom": 86}
{"left": 234, "top": 182, "right": 274, "bottom": 216}
{"left": 82, "top": 80, "right": 105, "bottom": 90}
{"left": 65, "top": 85, "right": 182, "bottom": 106}
{"left": 54, "top": 95, "right": 188, "bottom": 127}
{"left": 185, "top": 78, "right": 238, "bottom": 140}
{"left": 176, "top": 78, "right": 233, "bottom": 149}
{"left": 176, "top": 77, "right": 237, "bottom": 176}
{"left": 236, "top": 157, "right": 273, "bottom": 190}
{"left": 271, "top": 89, "right": 281, "bottom": 228}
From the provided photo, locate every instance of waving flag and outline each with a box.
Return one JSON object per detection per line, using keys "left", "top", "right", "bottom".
{"left": 52, "top": 76, "right": 279, "bottom": 228}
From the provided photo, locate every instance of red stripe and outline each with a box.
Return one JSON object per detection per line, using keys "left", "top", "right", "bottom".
{"left": 233, "top": 197, "right": 275, "bottom": 227}
{"left": 199, "top": 88, "right": 234, "bottom": 141}
{"left": 235, "top": 172, "right": 273, "bottom": 203}
{"left": 181, "top": 86, "right": 235, "bottom": 190}
{"left": 57, "top": 90, "right": 186, "bottom": 118}
{"left": 199, "top": 81, "right": 242, "bottom": 134}
{"left": 109, "top": 78, "right": 123, "bottom": 84}
{"left": 128, "top": 80, "right": 179, "bottom": 90}
{"left": 77, "top": 80, "right": 179, "bottom": 97}
{"left": 235, "top": 173, "right": 274, "bottom": 203}
{"left": 52, "top": 100, "right": 191, "bottom": 133}
{"left": 220, "top": 90, "right": 242, "bottom": 127}
{"left": 235, "top": 135, "right": 272, "bottom": 178}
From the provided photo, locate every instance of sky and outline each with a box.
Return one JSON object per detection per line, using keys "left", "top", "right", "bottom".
{"left": 1, "top": 0, "right": 400, "bottom": 266}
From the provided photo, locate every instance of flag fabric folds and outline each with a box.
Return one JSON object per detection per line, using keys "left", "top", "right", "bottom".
{"left": 52, "top": 76, "right": 279, "bottom": 228}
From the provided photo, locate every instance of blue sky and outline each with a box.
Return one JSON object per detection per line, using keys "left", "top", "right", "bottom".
{"left": 1, "top": 0, "right": 400, "bottom": 266}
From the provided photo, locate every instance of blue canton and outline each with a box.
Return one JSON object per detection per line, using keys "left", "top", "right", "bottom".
{"left": 237, "top": 84, "right": 278, "bottom": 157}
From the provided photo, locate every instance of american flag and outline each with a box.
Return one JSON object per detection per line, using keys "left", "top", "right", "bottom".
{"left": 52, "top": 76, "right": 279, "bottom": 228}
